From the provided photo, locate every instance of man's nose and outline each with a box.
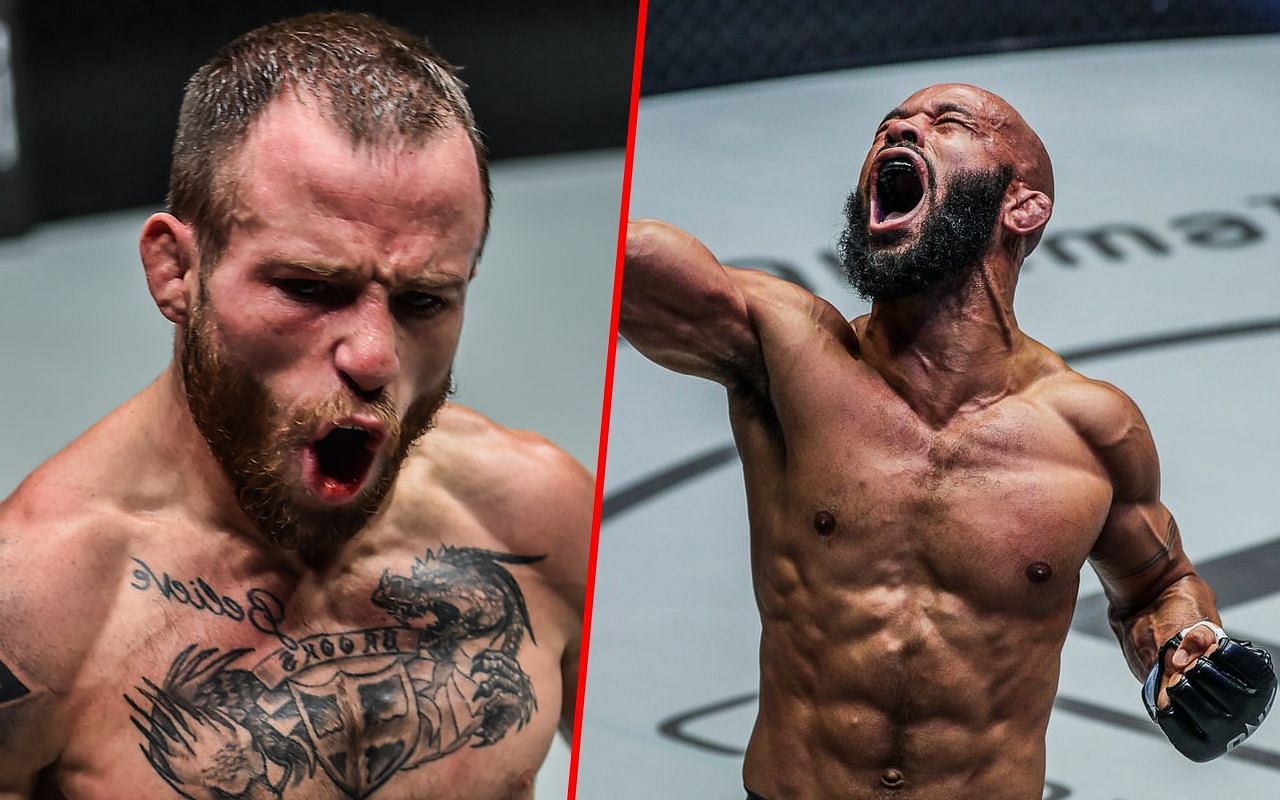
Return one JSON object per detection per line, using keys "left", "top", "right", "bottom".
{"left": 884, "top": 118, "right": 922, "bottom": 146}
{"left": 335, "top": 296, "right": 400, "bottom": 398}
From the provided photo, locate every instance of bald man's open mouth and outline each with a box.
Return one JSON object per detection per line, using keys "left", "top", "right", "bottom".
{"left": 869, "top": 147, "right": 928, "bottom": 237}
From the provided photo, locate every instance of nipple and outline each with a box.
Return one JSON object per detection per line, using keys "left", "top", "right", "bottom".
{"left": 1026, "top": 561, "right": 1053, "bottom": 583}
{"left": 880, "top": 768, "right": 905, "bottom": 789}
{"left": 813, "top": 510, "right": 836, "bottom": 536}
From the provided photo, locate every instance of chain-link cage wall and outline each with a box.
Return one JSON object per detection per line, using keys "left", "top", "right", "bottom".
{"left": 641, "top": 0, "right": 1280, "bottom": 94}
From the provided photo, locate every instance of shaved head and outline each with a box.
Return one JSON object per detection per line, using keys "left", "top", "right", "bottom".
{"left": 906, "top": 83, "right": 1053, "bottom": 251}
{"left": 865, "top": 82, "right": 1055, "bottom": 257}
{"left": 895, "top": 83, "right": 1052, "bottom": 193}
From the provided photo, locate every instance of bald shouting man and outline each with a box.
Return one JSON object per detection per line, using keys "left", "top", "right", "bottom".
{"left": 622, "top": 84, "right": 1275, "bottom": 799}
{"left": 0, "top": 14, "right": 590, "bottom": 800}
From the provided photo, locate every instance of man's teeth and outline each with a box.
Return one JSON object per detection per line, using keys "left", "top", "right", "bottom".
{"left": 336, "top": 423, "right": 366, "bottom": 431}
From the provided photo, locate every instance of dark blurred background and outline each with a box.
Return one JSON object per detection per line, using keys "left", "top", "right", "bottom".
{"left": 0, "top": 0, "right": 638, "bottom": 236}
{"left": 640, "top": 0, "right": 1280, "bottom": 94}
{"left": 7, "top": 0, "right": 1280, "bottom": 238}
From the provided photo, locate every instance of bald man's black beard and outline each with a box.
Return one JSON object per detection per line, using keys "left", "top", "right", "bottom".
{"left": 839, "top": 165, "right": 1013, "bottom": 302}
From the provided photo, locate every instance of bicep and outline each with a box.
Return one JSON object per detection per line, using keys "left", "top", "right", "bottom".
{"left": 0, "top": 652, "right": 57, "bottom": 795}
{"left": 620, "top": 219, "right": 764, "bottom": 388}
{"left": 1090, "top": 500, "right": 1193, "bottom": 614}
{"left": 1085, "top": 390, "right": 1199, "bottom": 611}
{"left": 0, "top": 521, "right": 102, "bottom": 784}
{"left": 559, "top": 634, "right": 579, "bottom": 739}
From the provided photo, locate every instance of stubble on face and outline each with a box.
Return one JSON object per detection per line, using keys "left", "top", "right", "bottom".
{"left": 838, "top": 164, "right": 1014, "bottom": 302}
{"left": 180, "top": 293, "right": 447, "bottom": 560}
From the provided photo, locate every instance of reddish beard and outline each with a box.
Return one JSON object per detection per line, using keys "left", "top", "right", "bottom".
{"left": 180, "top": 298, "right": 448, "bottom": 560}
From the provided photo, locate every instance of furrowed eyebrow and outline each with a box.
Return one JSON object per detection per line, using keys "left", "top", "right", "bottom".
{"left": 879, "top": 102, "right": 977, "bottom": 126}
{"left": 267, "top": 260, "right": 353, "bottom": 280}
{"left": 266, "top": 260, "right": 469, "bottom": 292}
{"left": 401, "top": 274, "right": 469, "bottom": 293}
{"left": 933, "top": 102, "right": 976, "bottom": 119}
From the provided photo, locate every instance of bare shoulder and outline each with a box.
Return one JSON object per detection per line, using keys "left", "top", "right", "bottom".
{"left": 623, "top": 219, "right": 852, "bottom": 391}
{"left": 1, "top": 462, "right": 134, "bottom": 652}
{"left": 1037, "top": 367, "right": 1150, "bottom": 451}
{"left": 410, "top": 404, "right": 594, "bottom": 564}
{"left": 731, "top": 267, "right": 852, "bottom": 332}
{"left": 1032, "top": 356, "right": 1158, "bottom": 499}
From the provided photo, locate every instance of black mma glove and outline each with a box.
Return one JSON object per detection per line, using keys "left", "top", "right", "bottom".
{"left": 1143, "top": 621, "right": 1277, "bottom": 762}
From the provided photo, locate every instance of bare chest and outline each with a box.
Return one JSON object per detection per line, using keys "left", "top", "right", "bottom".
{"left": 52, "top": 534, "right": 561, "bottom": 800}
{"left": 742, "top": 374, "right": 1114, "bottom": 616}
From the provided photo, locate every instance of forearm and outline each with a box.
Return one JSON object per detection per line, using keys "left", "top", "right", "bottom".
{"left": 1109, "top": 572, "right": 1219, "bottom": 680}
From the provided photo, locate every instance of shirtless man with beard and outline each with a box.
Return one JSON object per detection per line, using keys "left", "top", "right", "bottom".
{"left": 621, "top": 83, "right": 1275, "bottom": 799}
{"left": 0, "top": 13, "right": 590, "bottom": 800}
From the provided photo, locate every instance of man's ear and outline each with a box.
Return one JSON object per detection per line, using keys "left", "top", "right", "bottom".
{"left": 1003, "top": 184, "right": 1053, "bottom": 239}
{"left": 140, "top": 213, "right": 200, "bottom": 325}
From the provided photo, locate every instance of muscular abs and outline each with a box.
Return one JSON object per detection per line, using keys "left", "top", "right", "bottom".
{"left": 735, "top": 349, "right": 1112, "bottom": 799}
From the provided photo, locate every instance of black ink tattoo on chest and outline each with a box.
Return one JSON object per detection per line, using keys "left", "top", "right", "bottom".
{"left": 123, "top": 545, "right": 546, "bottom": 800}
{"left": 129, "top": 557, "right": 296, "bottom": 648}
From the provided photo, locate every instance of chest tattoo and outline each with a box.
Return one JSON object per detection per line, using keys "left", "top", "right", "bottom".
{"left": 123, "top": 545, "right": 547, "bottom": 799}
{"left": 129, "top": 557, "right": 296, "bottom": 648}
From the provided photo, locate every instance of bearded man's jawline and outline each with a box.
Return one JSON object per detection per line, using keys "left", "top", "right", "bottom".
{"left": 180, "top": 303, "right": 448, "bottom": 559}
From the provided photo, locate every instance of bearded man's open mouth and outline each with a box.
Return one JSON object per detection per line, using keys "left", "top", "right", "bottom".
{"left": 868, "top": 147, "right": 929, "bottom": 236}
{"left": 302, "top": 417, "right": 388, "bottom": 503}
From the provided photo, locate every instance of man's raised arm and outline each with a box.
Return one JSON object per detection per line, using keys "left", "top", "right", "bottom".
{"left": 621, "top": 220, "right": 766, "bottom": 391}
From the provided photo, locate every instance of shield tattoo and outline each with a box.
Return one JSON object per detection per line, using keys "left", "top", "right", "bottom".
{"left": 288, "top": 659, "right": 420, "bottom": 799}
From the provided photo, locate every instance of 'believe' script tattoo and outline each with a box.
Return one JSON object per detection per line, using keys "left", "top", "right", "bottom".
{"left": 124, "top": 545, "right": 546, "bottom": 799}
{"left": 129, "top": 556, "right": 297, "bottom": 648}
